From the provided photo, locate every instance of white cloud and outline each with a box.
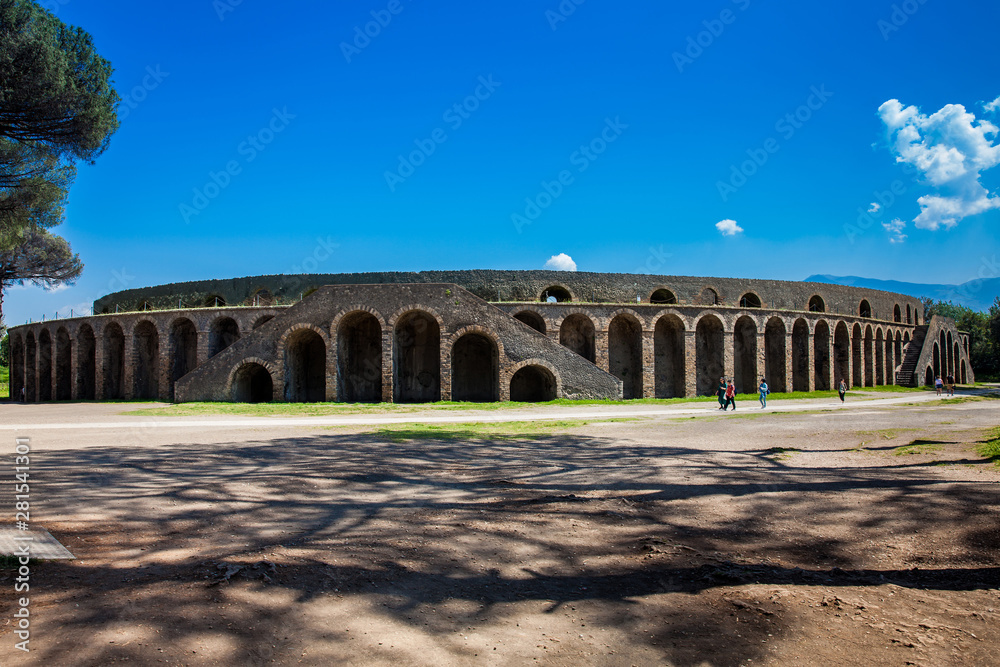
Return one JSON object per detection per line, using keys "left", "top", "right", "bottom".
{"left": 868, "top": 202, "right": 881, "bottom": 213}
{"left": 715, "top": 219, "right": 743, "bottom": 236}
{"left": 544, "top": 253, "right": 577, "bottom": 271}
{"left": 985, "top": 95, "right": 1000, "bottom": 114}
{"left": 878, "top": 98, "right": 1000, "bottom": 229}
{"left": 882, "top": 218, "right": 907, "bottom": 244}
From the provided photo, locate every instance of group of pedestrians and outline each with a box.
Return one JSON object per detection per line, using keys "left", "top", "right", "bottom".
{"left": 935, "top": 375, "right": 955, "bottom": 396}
{"left": 716, "top": 377, "right": 771, "bottom": 410}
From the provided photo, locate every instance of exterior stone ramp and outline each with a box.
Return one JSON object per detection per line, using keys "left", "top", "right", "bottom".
{"left": 174, "top": 283, "right": 623, "bottom": 403}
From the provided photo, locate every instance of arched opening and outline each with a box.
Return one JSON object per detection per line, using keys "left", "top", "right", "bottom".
{"left": 540, "top": 285, "right": 572, "bottom": 303}
{"left": 893, "top": 305, "right": 902, "bottom": 323}
{"left": 960, "top": 360, "right": 967, "bottom": 384}
{"left": 11, "top": 335, "right": 24, "bottom": 402}
{"left": 863, "top": 326, "right": 874, "bottom": 387}
{"left": 698, "top": 287, "right": 720, "bottom": 306}
{"left": 250, "top": 288, "right": 275, "bottom": 307}
{"left": 393, "top": 311, "right": 440, "bottom": 403}
{"left": 696, "top": 315, "right": 724, "bottom": 396}
{"left": 337, "top": 312, "right": 383, "bottom": 403}
{"left": 37, "top": 330, "right": 52, "bottom": 401}
{"left": 55, "top": 327, "right": 72, "bottom": 400}
{"left": 609, "top": 314, "right": 643, "bottom": 399}
{"left": 284, "top": 329, "right": 327, "bottom": 402}
{"left": 232, "top": 363, "right": 274, "bottom": 403}
{"left": 209, "top": 317, "right": 240, "bottom": 358}
{"left": 734, "top": 316, "right": 757, "bottom": 394}
{"left": 253, "top": 315, "right": 276, "bottom": 330}
{"left": 903, "top": 331, "right": 910, "bottom": 347}
{"left": 885, "top": 334, "right": 895, "bottom": 385}
{"left": 894, "top": 332, "right": 903, "bottom": 374}
{"left": 133, "top": 321, "right": 160, "bottom": 400}
{"left": 851, "top": 324, "right": 863, "bottom": 388}
{"left": 739, "top": 293, "right": 762, "bottom": 309}
{"left": 513, "top": 311, "right": 546, "bottom": 334}
{"left": 204, "top": 294, "right": 226, "bottom": 308}
{"left": 170, "top": 318, "right": 198, "bottom": 401}
{"left": 932, "top": 342, "right": 940, "bottom": 379}
{"left": 76, "top": 325, "right": 96, "bottom": 400}
{"left": 765, "top": 318, "right": 787, "bottom": 393}
{"left": 906, "top": 304, "right": 912, "bottom": 324}
{"left": 924, "top": 366, "right": 934, "bottom": 387}
{"left": 808, "top": 295, "right": 826, "bottom": 313}
{"left": 559, "top": 314, "right": 596, "bottom": 363}
{"left": 875, "top": 330, "right": 885, "bottom": 385}
{"left": 915, "top": 312, "right": 920, "bottom": 325}
{"left": 834, "top": 322, "right": 850, "bottom": 390}
{"left": 859, "top": 300, "right": 872, "bottom": 318}
{"left": 650, "top": 289, "right": 677, "bottom": 305}
{"left": 452, "top": 333, "right": 499, "bottom": 402}
{"left": 654, "top": 314, "right": 685, "bottom": 398}
{"left": 510, "top": 365, "right": 557, "bottom": 402}
{"left": 24, "top": 333, "right": 36, "bottom": 403}
{"left": 953, "top": 342, "right": 960, "bottom": 380}
{"left": 813, "top": 320, "right": 831, "bottom": 391}
{"left": 946, "top": 332, "right": 954, "bottom": 377}
{"left": 791, "top": 319, "right": 809, "bottom": 392}
{"left": 102, "top": 323, "right": 125, "bottom": 400}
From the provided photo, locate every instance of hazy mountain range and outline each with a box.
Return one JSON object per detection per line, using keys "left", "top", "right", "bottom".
{"left": 804, "top": 275, "right": 1000, "bottom": 312}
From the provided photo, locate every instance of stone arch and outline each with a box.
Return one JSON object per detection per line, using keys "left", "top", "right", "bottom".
{"left": 76, "top": 324, "right": 96, "bottom": 400}
{"left": 885, "top": 331, "right": 895, "bottom": 385}
{"left": 452, "top": 332, "right": 499, "bottom": 403}
{"left": 650, "top": 288, "right": 677, "bottom": 305}
{"left": 893, "top": 304, "right": 902, "bottom": 323}
{"left": 203, "top": 294, "right": 226, "bottom": 308}
{"left": 102, "top": 322, "right": 125, "bottom": 400}
{"left": 906, "top": 304, "right": 912, "bottom": 324}
{"left": 697, "top": 286, "right": 721, "bottom": 306}
{"left": 739, "top": 292, "right": 762, "bottom": 309}
{"left": 169, "top": 318, "right": 198, "bottom": 401}
{"left": 337, "top": 311, "right": 383, "bottom": 403}
{"left": 953, "top": 341, "right": 960, "bottom": 380}
{"left": 808, "top": 295, "right": 826, "bottom": 313}
{"left": 925, "top": 365, "right": 934, "bottom": 386}
{"left": 540, "top": 284, "right": 573, "bottom": 303}
{"left": 834, "top": 322, "right": 850, "bottom": 390}
{"left": 946, "top": 331, "right": 954, "bottom": 377}
{"left": 960, "top": 360, "right": 967, "bottom": 384}
{"left": 764, "top": 317, "right": 787, "bottom": 393}
{"left": 903, "top": 331, "right": 910, "bottom": 347}
{"left": 24, "top": 332, "right": 37, "bottom": 403}
{"left": 37, "top": 329, "right": 52, "bottom": 401}
{"left": 249, "top": 288, "right": 275, "bottom": 307}
{"left": 230, "top": 359, "right": 276, "bottom": 403}
{"left": 791, "top": 319, "right": 809, "bottom": 392}
{"left": 284, "top": 327, "right": 327, "bottom": 402}
{"left": 10, "top": 333, "right": 24, "bottom": 402}
{"left": 696, "top": 314, "right": 724, "bottom": 396}
{"left": 393, "top": 310, "right": 441, "bottom": 403}
{"left": 253, "top": 314, "right": 276, "bottom": 330}
{"left": 609, "top": 312, "right": 643, "bottom": 399}
{"left": 55, "top": 327, "right": 72, "bottom": 400}
{"left": 863, "top": 325, "right": 874, "bottom": 387}
{"left": 510, "top": 363, "right": 558, "bottom": 402}
{"left": 559, "top": 313, "right": 596, "bottom": 364}
{"left": 513, "top": 310, "right": 546, "bottom": 334}
{"left": 654, "top": 314, "right": 685, "bottom": 398}
{"left": 894, "top": 331, "right": 903, "bottom": 375}
{"left": 813, "top": 320, "right": 831, "bottom": 391}
{"left": 133, "top": 320, "right": 160, "bottom": 400}
{"left": 874, "top": 328, "right": 885, "bottom": 385}
{"left": 859, "top": 300, "right": 872, "bottom": 318}
{"left": 734, "top": 315, "right": 758, "bottom": 394}
{"left": 932, "top": 342, "right": 940, "bottom": 379}
{"left": 209, "top": 316, "right": 240, "bottom": 358}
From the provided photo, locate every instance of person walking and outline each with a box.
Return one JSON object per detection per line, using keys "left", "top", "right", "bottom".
{"left": 935, "top": 376, "right": 944, "bottom": 396}
{"left": 725, "top": 380, "right": 736, "bottom": 411}
{"left": 717, "top": 377, "right": 727, "bottom": 410}
{"left": 758, "top": 378, "right": 769, "bottom": 409}
{"left": 838, "top": 378, "right": 847, "bottom": 403}
{"left": 946, "top": 374, "right": 954, "bottom": 396}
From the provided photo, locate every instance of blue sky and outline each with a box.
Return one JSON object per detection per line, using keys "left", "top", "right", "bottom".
{"left": 6, "top": 0, "right": 1000, "bottom": 324}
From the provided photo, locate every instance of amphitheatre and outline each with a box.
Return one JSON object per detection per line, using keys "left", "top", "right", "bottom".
{"left": 6, "top": 270, "right": 973, "bottom": 403}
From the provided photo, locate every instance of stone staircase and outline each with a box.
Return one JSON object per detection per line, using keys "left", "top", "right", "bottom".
{"left": 895, "top": 324, "right": 928, "bottom": 386}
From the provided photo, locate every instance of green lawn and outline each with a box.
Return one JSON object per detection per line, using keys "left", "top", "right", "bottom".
{"left": 0, "top": 366, "right": 8, "bottom": 400}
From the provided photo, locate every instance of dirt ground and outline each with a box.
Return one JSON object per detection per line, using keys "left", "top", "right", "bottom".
{"left": 1, "top": 393, "right": 999, "bottom": 666}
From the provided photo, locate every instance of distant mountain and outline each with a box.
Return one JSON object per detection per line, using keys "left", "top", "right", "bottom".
{"left": 804, "top": 274, "right": 1000, "bottom": 312}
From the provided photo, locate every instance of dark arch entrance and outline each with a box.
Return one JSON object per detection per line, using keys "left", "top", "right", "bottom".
{"left": 809, "top": 295, "right": 825, "bottom": 313}
{"left": 765, "top": 318, "right": 787, "bottom": 393}
{"left": 170, "top": 318, "right": 198, "bottom": 401}
{"left": 925, "top": 366, "right": 934, "bottom": 386}
{"left": 894, "top": 305, "right": 902, "bottom": 322}
{"left": 852, "top": 324, "right": 863, "bottom": 388}
{"left": 11, "top": 335, "right": 24, "bottom": 402}
{"left": 860, "top": 300, "right": 872, "bottom": 318}
{"left": 961, "top": 360, "right": 967, "bottom": 384}
{"left": 55, "top": 327, "right": 72, "bottom": 400}
{"left": 863, "top": 326, "right": 874, "bottom": 387}
{"left": 233, "top": 363, "right": 274, "bottom": 403}
{"left": 739, "top": 293, "right": 761, "bottom": 309}
{"left": 791, "top": 319, "right": 809, "bottom": 392}
{"left": 25, "top": 333, "right": 36, "bottom": 403}
{"left": 696, "top": 315, "right": 724, "bottom": 396}
{"left": 285, "top": 329, "right": 326, "bottom": 402}
{"left": 133, "top": 321, "right": 160, "bottom": 400}
{"left": 452, "top": 333, "right": 499, "bottom": 402}
{"left": 834, "top": 322, "right": 850, "bottom": 389}
{"left": 103, "top": 323, "right": 125, "bottom": 399}
{"left": 337, "top": 312, "right": 383, "bottom": 403}
{"left": 541, "top": 285, "right": 572, "bottom": 303}
{"left": 510, "top": 365, "right": 556, "bottom": 402}
{"left": 650, "top": 289, "right": 677, "bottom": 305}
{"left": 654, "top": 314, "right": 685, "bottom": 398}
{"left": 38, "top": 329, "right": 52, "bottom": 401}
{"left": 394, "top": 311, "right": 440, "bottom": 403}
{"left": 513, "top": 311, "right": 546, "bottom": 334}
{"left": 559, "top": 314, "right": 596, "bottom": 363}
{"left": 813, "top": 320, "right": 831, "bottom": 391}
{"left": 76, "top": 325, "right": 96, "bottom": 400}
{"left": 209, "top": 317, "right": 240, "bottom": 357}
{"left": 733, "top": 316, "right": 757, "bottom": 394}
{"left": 609, "top": 314, "right": 642, "bottom": 399}
{"left": 932, "top": 342, "right": 940, "bottom": 378}
{"left": 875, "top": 330, "right": 885, "bottom": 385}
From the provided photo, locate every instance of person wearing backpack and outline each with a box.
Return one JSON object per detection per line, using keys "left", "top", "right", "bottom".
{"left": 758, "top": 378, "right": 769, "bottom": 409}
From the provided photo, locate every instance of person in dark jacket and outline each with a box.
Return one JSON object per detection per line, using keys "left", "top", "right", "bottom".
{"left": 717, "top": 377, "right": 727, "bottom": 410}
